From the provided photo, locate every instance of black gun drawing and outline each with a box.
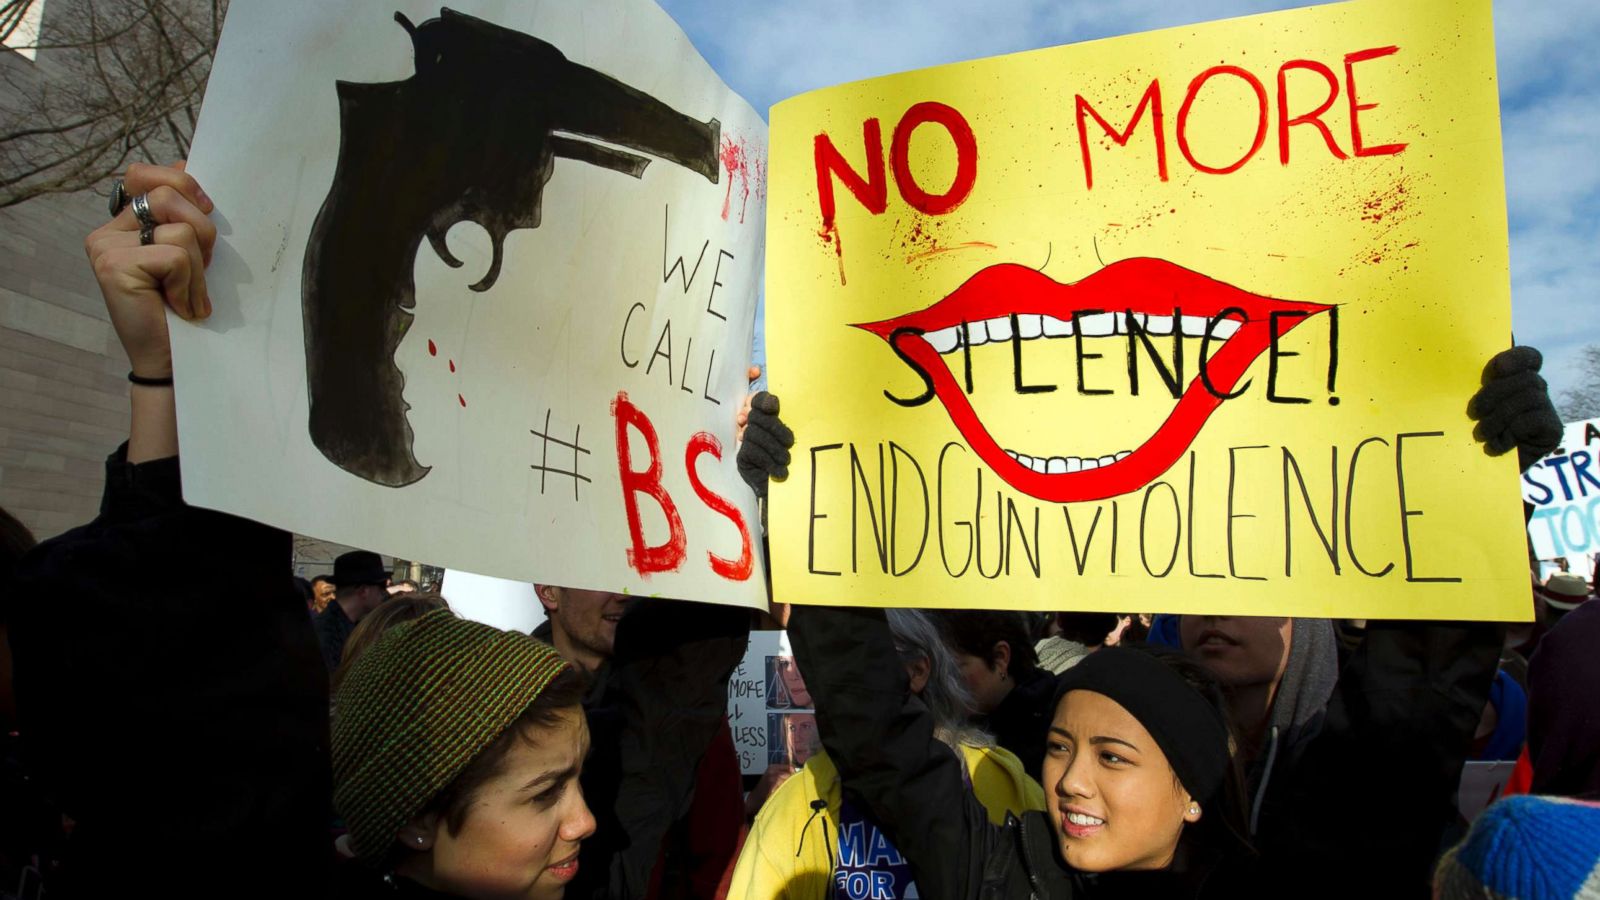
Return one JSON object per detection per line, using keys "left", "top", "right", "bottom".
{"left": 302, "top": 8, "right": 721, "bottom": 486}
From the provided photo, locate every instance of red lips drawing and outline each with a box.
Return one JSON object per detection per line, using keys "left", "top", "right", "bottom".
{"left": 856, "top": 258, "right": 1330, "bottom": 503}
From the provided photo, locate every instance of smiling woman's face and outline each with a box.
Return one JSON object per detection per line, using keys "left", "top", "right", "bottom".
{"left": 1042, "top": 690, "right": 1199, "bottom": 873}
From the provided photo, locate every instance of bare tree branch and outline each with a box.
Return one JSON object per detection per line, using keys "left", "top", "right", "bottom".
{"left": 1558, "top": 344, "right": 1600, "bottom": 422}
{"left": 0, "top": 0, "right": 227, "bottom": 207}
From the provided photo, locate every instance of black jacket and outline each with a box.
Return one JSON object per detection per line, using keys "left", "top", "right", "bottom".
{"left": 788, "top": 604, "right": 1259, "bottom": 900}
{"left": 5, "top": 448, "right": 331, "bottom": 898}
{"left": 315, "top": 597, "right": 358, "bottom": 671}
{"left": 538, "top": 601, "right": 749, "bottom": 900}
{"left": 788, "top": 604, "right": 1497, "bottom": 899}
{"left": 1246, "top": 618, "right": 1501, "bottom": 893}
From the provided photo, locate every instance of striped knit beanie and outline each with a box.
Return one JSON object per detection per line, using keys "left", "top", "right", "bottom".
{"left": 1435, "top": 796, "right": 1600, "bottom": 899}
{"left": 332, "top": 608, "right": 572, "bottom": 862}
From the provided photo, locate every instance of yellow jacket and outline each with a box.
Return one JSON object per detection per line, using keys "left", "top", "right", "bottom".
{"left": 728, "top": 743, "right": 1045, "bottom": 899}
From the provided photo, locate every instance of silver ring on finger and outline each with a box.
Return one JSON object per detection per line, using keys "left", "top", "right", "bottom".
{"left": 131, "top": 192, "right": 157, "bottom": 231}
{"left": 139, "top": 223, "right": 156, "bottom": 246}
{"left": 108, "top": 179, "right": 129, "bottom": 218}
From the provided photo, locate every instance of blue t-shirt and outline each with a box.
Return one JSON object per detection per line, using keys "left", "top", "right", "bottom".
{"left": 833, "top": 796, "right": 918, "bottom": 899}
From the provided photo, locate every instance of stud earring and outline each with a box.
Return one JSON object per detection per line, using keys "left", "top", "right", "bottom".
{"left": 414, "top": 835, "right": 425, "bottom": 845}
{"left": 1188, "top": 804, "right": 1199, "bottom": 816}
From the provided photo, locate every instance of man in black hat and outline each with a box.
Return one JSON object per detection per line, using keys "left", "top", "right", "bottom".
{"left": 314, "top": 550, "right": 389, "bottom": 672}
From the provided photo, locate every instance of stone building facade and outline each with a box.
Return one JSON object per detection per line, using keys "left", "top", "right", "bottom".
{"left": 0, "top": 2, "right": 389, "bottom": 578}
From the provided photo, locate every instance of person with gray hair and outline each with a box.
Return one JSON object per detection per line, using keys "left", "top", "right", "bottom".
{"left": 729, "top": 609, "right": 1045, "bottom": 899}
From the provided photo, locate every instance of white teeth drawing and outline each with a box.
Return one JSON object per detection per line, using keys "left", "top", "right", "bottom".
{"left": 920, "top": 312, "right": 1244, "bottom": 353}
{"left": 1042, "top": 315, "right": 1074, "bottom": 337}
{"left": 924, "top": 326, "right": 962, "bottom": 353}
{"left": 1002, "top": 448, "right": 1135, "bottom": 473}
{"left": 1076, "top": 312, "right": 1115, "bottom": 336}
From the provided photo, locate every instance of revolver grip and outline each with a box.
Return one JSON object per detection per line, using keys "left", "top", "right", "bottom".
{"left": 302, "top": 80, "right": 436, "bottom": 487}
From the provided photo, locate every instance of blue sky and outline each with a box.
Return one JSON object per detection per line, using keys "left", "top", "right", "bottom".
{"left": 661, "top": 0, "right": 1600, "bottom": 403}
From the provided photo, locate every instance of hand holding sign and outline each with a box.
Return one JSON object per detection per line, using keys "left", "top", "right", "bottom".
{"left": 175, "top": 0, "right": 768, "bottom": 606}
{"left": 86, "top": 163, "right": 217, "bottom": 367}
{"left": 1467, "top": 347, "right": 1563, "bottom": 470}
{"left": 765, "top": 0, "right": 1532, "bottom": 619}
{"left": 738, "top": 392, "right": 795, "bottom": 498}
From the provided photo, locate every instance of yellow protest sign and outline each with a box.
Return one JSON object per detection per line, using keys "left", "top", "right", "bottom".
{"left": 765, "top": 0, "right": 1530, "bottom": 620}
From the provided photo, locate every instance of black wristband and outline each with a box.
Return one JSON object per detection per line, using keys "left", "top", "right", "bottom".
{"left": 128, "top": 370, "right": 174, "bottom": 387}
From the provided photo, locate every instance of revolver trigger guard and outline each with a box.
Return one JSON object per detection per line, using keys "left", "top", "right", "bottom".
{"left": 425, "top": 228, "right": 464, "bottom": 269}
{"left": 468, "top": 229, "right": 506, "bottom": 294}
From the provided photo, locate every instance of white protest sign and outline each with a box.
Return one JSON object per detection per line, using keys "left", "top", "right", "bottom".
{"left": 727, "top": 631, "right": 820, "bottom": 776}
{"left": 440, "top": 569, "right": 545, "bottom": 634}
{"left": 1522, "top": 418, "right": 1600, "bottom": 579}
{"left": 176, "top": 0, "right": 768, "bottom": 606}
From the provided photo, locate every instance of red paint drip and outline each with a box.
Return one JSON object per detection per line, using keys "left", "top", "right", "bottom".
{"left": 719, "top": 136, "right": 756, "bottom": 223}
{"left": 458, "top": 394, "right": 466, "bottom": 408}
{"left": 819, "top": 222, "right": 846, "bottom": 285}
{"left": 449, "top": 360, "right": 456, "bottom": 373}
{"left": 427, "top": 339, "right": 437, "bottom": 356}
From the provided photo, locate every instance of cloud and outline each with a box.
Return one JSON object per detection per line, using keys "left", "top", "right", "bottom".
{"left": 662, "top": 0, "right": 1600, "bottom": 402}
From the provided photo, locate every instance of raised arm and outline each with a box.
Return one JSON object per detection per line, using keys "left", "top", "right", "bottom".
{"left": 572, "top": 598, "right": 750, "bottom": 899}
{"left": 788, "top": 603, "right": 1003, "bottom": 899}
{"left": 9, "top": 163, "right": 331, "bottom": 894}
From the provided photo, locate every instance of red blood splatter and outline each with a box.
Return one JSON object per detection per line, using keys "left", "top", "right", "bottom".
{"left": 1353, "top": 175, "right": 1422, "bottom": 267}
{"left": 458, "top": 394, "right": 466, "bottom": 408}
{"left": 907, "top": 240, "right": 997, "bottom": 263}
{"left": 449, "top": 360, "right": 456, "bottom": 373}
{"left": 719, "top": 136, "right": 756, "bottom": 224}
{"left": 819, "top": 222, "right": 846, "bottom": 285}
{"left": 427, "top": 339, "right": 437, "bottom": 356}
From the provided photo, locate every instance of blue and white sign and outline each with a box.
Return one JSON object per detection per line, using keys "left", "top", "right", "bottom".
{"left": 1522, "top": 417, "right": 1600, "bottom": 579}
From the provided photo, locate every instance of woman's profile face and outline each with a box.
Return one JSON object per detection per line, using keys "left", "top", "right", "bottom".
{"left": 420, "top": 707, "right": 596, "bottom": 899}
{"left": 1041, "top": 690, "right": 1199, "bottom": 873}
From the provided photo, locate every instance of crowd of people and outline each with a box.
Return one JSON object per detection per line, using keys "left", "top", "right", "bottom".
{"left": 1, "top": 162, "right": 1597, "bottom": 899}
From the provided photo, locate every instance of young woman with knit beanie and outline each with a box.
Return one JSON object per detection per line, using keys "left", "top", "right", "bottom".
{"left": 333, "top": 607, "right": 595, "bottom": 898}
{"left": 785, "top": 604, "right": 1259, "bottom": 899}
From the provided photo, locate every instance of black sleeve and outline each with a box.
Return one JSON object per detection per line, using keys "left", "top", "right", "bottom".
{"left": 787, "top": 604, "right": 1002, "bottom": 900}
{"left": 6, "top": 448, "right": 331, "bottom": 897}
{"left": 1266, "top": 619, "right": 1500, "bottom": 891}
{"left": 572, "top": 598, "right": 750, "bottom": 900}
{"left": 313, "top": 605, "right": 345, "bottom": 672}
